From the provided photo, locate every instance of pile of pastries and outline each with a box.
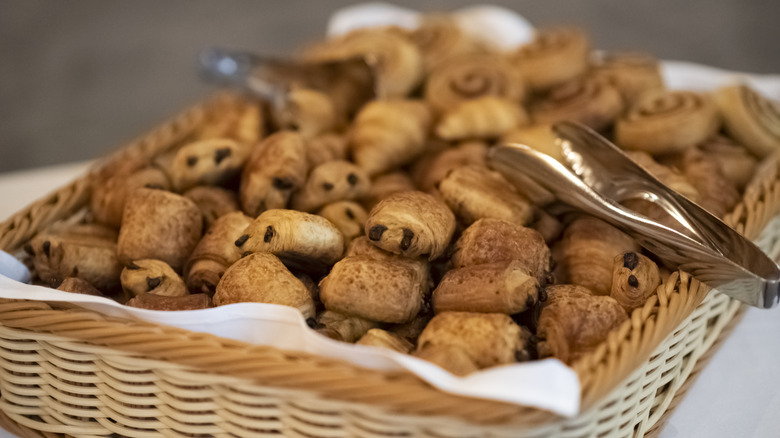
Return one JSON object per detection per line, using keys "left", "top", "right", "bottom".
{"left": 21, "top": 15, "right": 780, "bottom": 375}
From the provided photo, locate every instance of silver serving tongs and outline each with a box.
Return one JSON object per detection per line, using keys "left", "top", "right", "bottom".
{"left": 198, "top": 47, "right": 376, "bottom": 116}
{"left": 488, "top": 121, "right": 780, "bottom": 309}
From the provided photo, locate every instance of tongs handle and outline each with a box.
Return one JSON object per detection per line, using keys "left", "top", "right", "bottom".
{"left": 488, "top": 122, "right": 780, "bottom": 309}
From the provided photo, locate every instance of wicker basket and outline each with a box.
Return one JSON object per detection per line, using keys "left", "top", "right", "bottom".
{"left": 1, "top": 93, "right": 779, "bottom": 438}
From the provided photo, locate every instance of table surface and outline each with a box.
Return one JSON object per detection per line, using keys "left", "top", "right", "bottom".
{"left": 0, "top": 163, "right": 778, "bottom": 438}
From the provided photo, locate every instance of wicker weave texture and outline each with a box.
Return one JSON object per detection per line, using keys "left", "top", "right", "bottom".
{"left": 1, "top": 94, "right": 779, "bottom": 437}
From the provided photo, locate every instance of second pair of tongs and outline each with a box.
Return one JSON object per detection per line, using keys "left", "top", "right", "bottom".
{"left": 488, "top": 122, "right": 780, "bottom": 309}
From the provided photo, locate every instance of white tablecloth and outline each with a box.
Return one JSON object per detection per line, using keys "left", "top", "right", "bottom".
{"left": 0, "top": 162, "right": 778, "bottom": 437}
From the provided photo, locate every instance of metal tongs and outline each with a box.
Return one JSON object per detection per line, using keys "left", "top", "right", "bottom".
{"left": 489, "top": 122, "right": 780, "bottom": 309}
{"left": 198, "top": 47, "right": 376, "bottom": 115}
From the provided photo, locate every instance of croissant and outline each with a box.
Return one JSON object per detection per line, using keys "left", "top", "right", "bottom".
{"left": 235, "top": 209, "right": 344, "bottom": 272}
{"left": 509, "top": 27, "right": 589, "bottom": 91}
{"left": 117, "top": 188, "right": 203, "bottom": 272}
{"left": 432, "top": 260, "right": 540, "bottom": 315}
{"left": 182, "top": 186, "right": 240, "bottom": 229}
{"left": 291, "top": 160, "right": 370, "bottom": 212}
{"left": 317, "top": 201, "right": 368, "bottom": 242}
{"left": 28, "top": 224, "right": 122, "bottom": 293}
{"left": 451, "top": 218, "right": 551, "bottom": 283}
{"left": 615, "top": 90, "right": 720, "bottom": 154}
{"left": 415, "top": 312, "right": 532, "bottom": 375}
{"left": 436, "top": 96, "right": 528, "bottom": 141}
{"left": 557, "top": 215, "right": 640, "bottom": 296}
{"left": 438, "top": 165, "right": 534, "bottom": 227}
{"left": 120, "top": 259, "right": 188, "bottom": 298}
{"left": 273, "top": 88, "right": 340, "bottom": 138}
{"left": 319, "top": 255, "right": 425, "bottom": 324}
{"left": 356, "top": 329, "right": 414, "bottom": 353}
{"left": 168, "top": 138, "right": 248, "bottom": 192}
{"left": 350, "top": 99, "right": 432, "bottom": 176}
{"left": 411, "top": 141, "right": 488, "bottom": 192}
{"left": 240, "top": 131, "right": 309, "bottom": 217}
{"left": 714, "top": 84, "right": 780, "bottom": 158}
{"left": 530, "top": 76, "right": 624, "bottom": 131}
{"left": 537, "top": 284, "right": 628, "bottom": 364}
{"left": 214, "top": 252, "right": 315, "bottom": 319}
{"left": 610, "top": 252, "right": 661, "bottom": 313}
{"left": 303, "top": 27, "right": 424, "bottom": 99}
{"left": 364, "top": 191, "right": 455, "bottom": 260}
{"left": 667, "top": 147, "right": 740, "bottom": 218}
{"left": 360, "top": 171, "right": 416, "bottom": 211}
{"left": 184, "top": 211, "right": 253, "bottom": 295}
{"left": 424, "top": 53, "right": 525, "bottom": 114}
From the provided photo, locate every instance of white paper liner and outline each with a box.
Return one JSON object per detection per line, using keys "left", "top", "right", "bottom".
{"left": 2, "top": 3, "right": 779, "bottom": 419}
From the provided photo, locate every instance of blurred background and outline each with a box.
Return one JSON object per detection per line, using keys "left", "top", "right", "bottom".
{"left": 1, "top": 0, "right": 779, "bottom": 173}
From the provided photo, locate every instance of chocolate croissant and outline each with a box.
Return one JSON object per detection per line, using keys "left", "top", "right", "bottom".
{"left": 291, "top": 160, "right": 370, "bottom": 212}
{"left": 364, "top": 191, "right": 455, "bottom": 260}
{"left": 27, "top": 223, "right": 122, "bottom": 293}
{"left": 235, "top": 209, "right": 344, "bottom": 272}
{"left": 168, "top": 138, "right": 248, "bottom": 192}
{"left": 120, "top": 259, "right": 188, "bottom": 298}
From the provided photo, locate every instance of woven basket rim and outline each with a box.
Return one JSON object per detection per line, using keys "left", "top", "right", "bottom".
{"left": 1, "top": 92, "right": 779, "bottom": 427}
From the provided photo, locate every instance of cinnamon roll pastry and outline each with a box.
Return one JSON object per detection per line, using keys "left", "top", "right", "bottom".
{"left": 530, "top": 76, "right": 624, "bottom": 132}
{"left": 350, "top": 99, "right": 432, "bottom": 176}
{"left": 28, "top": 224, "right": 122, "bottom": 293}
{"left": 183, "top": 186, "right": 240, "bottom": 229}
{"left": 590, "top": 52, "right": 665, "bottom": 105}
{"left": 291, "top": 160, "right": 370, "bottom": 212}
{"left": 436, "top": 96, "right": 529, "bottom": 140}
{"left": 509, "top": 27, "right": 590, "bottom": 91}
{"left": 214, "top": 252, "right": 315, "bottom": 319}
{"left": 424, "top": 53, "right": 525, "bottom": 114}
{"left": 273, "top": 88, "right": 340, "bottom": 139}
{"left": 697, "top": 135, "right": 758, "bottom": 190}
{"left": 438, "top": 165, "right": 534, "bottom": 227}
{"left": 364, "top": 191, "right": 456, "bottom": 260}
{"left": 416, "top": 141, "right": 488, "bottom": 193}
{"left": 117, "top": 188, "right": 203, "bottom": 271}
{"left": 714, "top": 84, "right": 780, "bottom": 158}
{"left": 303, "top": 27, "right": 424, "bottom": 98}
{"left": 408, "top": 15, "right": 481, "bottom": 72}
{"left": 184, "top": 211, "right": 253, "bottom": 295}
{"left": 120, "top": 259, "right": 188, "bottom": 298}
{"left": 240, "top": 131, "right": 309, "bottom": 217}
{"left": 169, "top": 138, "right": 248, "bottom": 192}
{"left": 317, "top": 201, "right": 368, "bottom": 242}
{"left": 235, "top": 209, "right": 344, "bottom": 272}
{"left": 615, "top": 90, "right": 720, "bottom": 154}
{"left": 304, "top": 132, "right": 349, "bottom": 168}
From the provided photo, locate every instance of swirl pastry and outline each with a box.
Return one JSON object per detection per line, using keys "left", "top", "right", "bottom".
{"left": 303, "top": 27, "right": 424, "bottom": 98}
{"left": 530, "top": 76, "right": 624, "bottom": 131}
{"left": 714, "top": 84, "right": 780, "bottom": 158}
{"left": 615, "top": 90, "right": 720, "bottom": 154}
{"left": 364, "top": 191, "right": 455, "bottom": 260}
{"left": 509, "top": 27, "right": 590, "bottom": 91}
{"left": 590, "top": 52, "right": 665, "bottom": 105}
{"left": 436, "top": 96, "right": 528, "bottom": 140}
{"left": 408, "top": 15, "right": 480, "bottom": 72}
{"left": 240, "top": 131, "right": 309, "bottom": 217}
{"left": 350, "top": 99, "right": 432, "bottom": 176}
{"left": 424, "top": 53, "right": 525, "bottom": 114}
{"left": 291, "top": 160, "right": 370, "bottom": 212}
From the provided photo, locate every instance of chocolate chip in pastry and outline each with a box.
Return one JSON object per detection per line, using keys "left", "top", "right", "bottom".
{"left": 291, "top": 160, "right": 370, "bottom": 212}
{"left": 120, "top": 259, "right": 188, "bottom": 298}
{"left": 168, "top": 138, "right": 248, "bottom": 192}
{"left": 317, "top": 201, "right": 368, "bottom": 242}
